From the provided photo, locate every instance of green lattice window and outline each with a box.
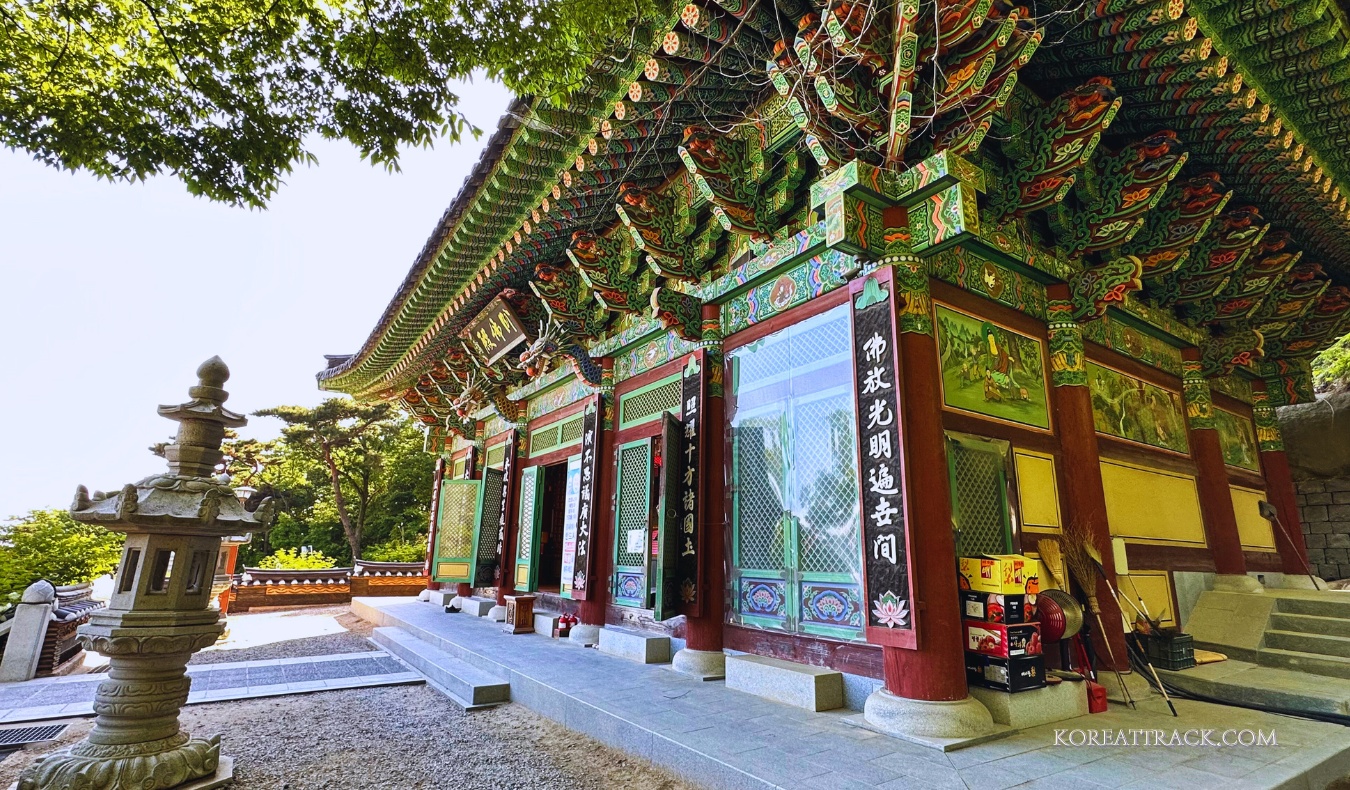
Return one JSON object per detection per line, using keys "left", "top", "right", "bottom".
{"left": 947, "top": 433, "right": 1013, "bottom": 557}
{"left": 612, "top": 439, "right": 653, "bottom": 607}
{"left": 436, "top": 482, "right": 477, "bottom": 560}
{"left": 515, "top": 466, "right": 544, "bottom": 592}
{"left": 528, "top": 413, "right": 584, "bottom": 457}
{"left": 619, "top": 374, "right": 683, "bottom": 429}
{"left": 484, "top": 442, "right": 507, "bottom": 469}
{"left": 473, "top": 467, "right": 506, "bottom": 586}
{"left": 451, "top": 456, "right": 467, "bottom": 479}
{"left": 728, "top": 303, "right": 862, "bottom": 640}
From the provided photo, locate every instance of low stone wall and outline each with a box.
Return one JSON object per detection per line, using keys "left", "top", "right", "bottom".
{"left": 229, "top": 562, "right": 427, "bottom": 612}
{"left": 1296, "top": 477, "right": 1350, "bottom": 581}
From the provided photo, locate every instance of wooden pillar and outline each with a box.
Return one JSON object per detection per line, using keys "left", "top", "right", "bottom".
{"left": 1045, "top": 289, "right": 1130, "bottom": 670}
{"left": 685, "top": 305, "right": 727, "bottom": 653}
{"left": 579, "top": 358, "right": 616, "bottom": 628}
{"left": 424, "top": 456, "right": 445, "bottom": 591}
{"left": 1253, "top": 383, "right": 1312, "bottom": 575}
{"left": 1183, "top": 351, "right": 1247, "bottom": 576}
{"left": 883, "top": 264, "right": 967, "bottom": 701}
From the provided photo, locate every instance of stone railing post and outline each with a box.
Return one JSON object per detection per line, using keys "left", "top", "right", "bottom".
{"left": 0, "top": 580, "right": 57, "bottom": 683}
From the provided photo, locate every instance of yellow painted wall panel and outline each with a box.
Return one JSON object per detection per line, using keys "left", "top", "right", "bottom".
{"left": 436, "top": 561, "right": 470, "bottom": 579}
{"left": 1100, "top": 460, "right": 1207, "bottom": 545}
{"left": 1231, "top": 486, "right": 1276, "bottom": 551}
{"left": 1117, "top": 571, "right": 1177, "bottom": 626}
{"left": 1015, "top": 450, "right": 1062, "bottom": 531}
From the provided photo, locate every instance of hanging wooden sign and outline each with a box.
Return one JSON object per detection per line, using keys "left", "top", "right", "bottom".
{"left": 462, "top": 296, "right": 528, "bottom": 366}
{"left": 676, "top": 353, "right": 704, "bottom": 618}
{"left": 849, "top": 270, "right": 919, "bottom": 650}
{"left": 569, "top": 400, "right": 602, "bottom": 599}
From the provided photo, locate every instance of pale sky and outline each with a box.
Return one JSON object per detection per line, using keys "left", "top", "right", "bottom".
{"left": 0, "top": 78, "right": 513, "bottom": 518}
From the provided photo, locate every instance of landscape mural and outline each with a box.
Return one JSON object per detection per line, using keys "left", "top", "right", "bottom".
{"left": 936, "top": 304, "right": 1050, "bottom": 430}
{"left": 1087, "top": 362, "right": 1189, "bottom": 454}
{"left": 1215, "top": 408, "right": 1261, "bottom": 472}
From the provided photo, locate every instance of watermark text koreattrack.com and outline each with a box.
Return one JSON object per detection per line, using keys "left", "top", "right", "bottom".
{"left": 1054, "top": 729, "right": 1278, "bottom": 747}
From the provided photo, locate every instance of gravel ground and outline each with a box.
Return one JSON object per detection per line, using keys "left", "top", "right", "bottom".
{"left": 3, "top": 606, "right": 697, "bottom": 789}
{"left": 189, "top": 606, "right": 375, "bottom": 665}
{"left": 0, "top": 686, "right": 696, "bottom": 790}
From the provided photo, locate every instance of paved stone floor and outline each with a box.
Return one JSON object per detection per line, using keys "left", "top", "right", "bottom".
{"left": 0, "top": 651, "right": 420, "bottom": 723}
{"left": 358, "top": 597, "right": 1350, "bottom": 790}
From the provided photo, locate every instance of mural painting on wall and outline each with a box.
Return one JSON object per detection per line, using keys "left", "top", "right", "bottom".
{"left": 1214, "top": 408, "right": 1260, "bottom": 472}
{"left": 1086, "top": 363, "right": 1188, "bottom": 454}
{"left": 935, "top": 304, "right": 1050, "bottom": 430}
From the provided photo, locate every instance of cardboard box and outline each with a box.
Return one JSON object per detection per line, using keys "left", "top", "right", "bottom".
{"left": 965, "top": 620, "right": 1042, "bottom": 658}
{"left": 965, "top": 654, "right": 1046, "bottom": 693}
{"left": 960, "top": 591, "right": 1027, "bottom": 624}
{"left": 959, "top": 554, "right": 1054, "bottom": 594}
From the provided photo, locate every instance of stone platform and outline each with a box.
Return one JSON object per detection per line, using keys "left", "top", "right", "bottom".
{"left": 356, "top": 596, "right": 1350, "bottom": 790}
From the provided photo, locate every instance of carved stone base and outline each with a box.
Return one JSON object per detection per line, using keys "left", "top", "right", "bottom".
{"left": 18, "top": 733, "right": 225, "bottom": 790}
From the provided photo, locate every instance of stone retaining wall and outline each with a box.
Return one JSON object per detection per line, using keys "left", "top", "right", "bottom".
{"left": 1296, "top": 477, "right": 1350, "bottom": 581}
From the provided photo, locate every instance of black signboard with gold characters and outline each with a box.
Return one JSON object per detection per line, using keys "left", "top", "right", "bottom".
{"left": 462, "top": 296, "right": 528, "bottom": 365}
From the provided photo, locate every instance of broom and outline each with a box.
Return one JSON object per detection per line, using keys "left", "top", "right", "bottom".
{"left": 1082, "top": 543, "right": 1178, "bottom": 717}
{"left": 1059, "top": 530, "right": 1137, "bottom": 709}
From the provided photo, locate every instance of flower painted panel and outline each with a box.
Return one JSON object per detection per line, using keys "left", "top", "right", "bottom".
{"left": 1215, "top": 407, "right": 1260, "bottom": 472}
{"left": 935, "top": 304, "right": 1050, "bottom": 430}
{"left": 1087, "top": 362, "right": 1188, "bottom": 454}
{"left": 800, "top": 583, "right": 863, "bottom": 629}
{"left": 739, "top": 577, "right": 787, "bottom": 621}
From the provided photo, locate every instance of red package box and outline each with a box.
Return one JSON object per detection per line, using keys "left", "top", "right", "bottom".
{"left": 964, "top": 620, "right": 1042, "bottom": 658}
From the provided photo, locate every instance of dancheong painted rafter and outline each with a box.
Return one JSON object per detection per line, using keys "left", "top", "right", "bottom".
{"left": 319, "top": 0, "right": 1350, "bottom": 424}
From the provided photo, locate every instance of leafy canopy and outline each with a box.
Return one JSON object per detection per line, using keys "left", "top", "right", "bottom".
{"left": 1313, "top": 332, "right": 1350, "bottom": 392}
{"left": 0, "top": 509, "right": 124, "bottom": 597}
{"left": 256, "top": 547, "right": 338, "bottom": 569}
{"left": 1, "top": 0, "right": 668, "bottom": 206}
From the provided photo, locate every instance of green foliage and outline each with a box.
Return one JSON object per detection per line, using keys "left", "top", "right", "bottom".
{"left": 1, "top": 0, "right": 671, "bottom": 206}
{"left": 0, "top": 510, "right": 124, "bottom": 597}
{"left": 256, "top": 548, "right": 338, "bottom": 570}
{"left": 363, "top": 538, "right": 427, "bottom": 563}
{"left": 244, "top": 398, "right": 434, "bottom": 563}
{"left": 1313, "top": 332, "right": 1350, "bottom": 392}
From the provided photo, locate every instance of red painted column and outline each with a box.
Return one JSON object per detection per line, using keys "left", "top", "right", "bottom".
{"left": 685, "top": 306, "right": 727, "bottom": 654}
{"left": 425, "top": 456, "right": 445, "bottom": 591}
{"left": 1252, "top": 383, "right": 1311, "bottom": 575}
{"left": 1044, "top": 290, "right": 1130, "bottom": 671}
{"left": 1183, "top": 351, "right": 1247, "bottom": 576}
{"left": 884, "top": 273, "right": 967, "bottom": 702}
{"left": 579, "top": 358, "right": 616, "bottom": 628}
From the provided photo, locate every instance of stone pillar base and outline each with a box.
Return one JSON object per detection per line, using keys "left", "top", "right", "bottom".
{"left": 1213, "top": 574, "right": 1264, "bottom": 593}
{"left": 671, "top": 648, "right": 726, "bottom": 680}
{"left": 863, "top": 689, "right": 995, "bottom": 740}
{"left": 18, "top": 734, "right": 230, "bottom": 790}
{"left": 569, "top": 623, "right": 602, "bottom": 646}
{"left": 487, "top": 605, "right": 507, "bottom": 622}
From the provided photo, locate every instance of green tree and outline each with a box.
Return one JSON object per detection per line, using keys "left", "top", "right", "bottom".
{"left": 1314, "top": 332, "right": 1350, "bottom": 392}
{"left": 2, "top": 0, "right": 669, "bottom": 206}
{"left": 254, "top": 398, "right": 433, "bottom": 561}
{"left": 256, "top": 547, "right": 338, "bottom": 570}
{"left": 363, "top": 538, "right": 428, "bottom": 563}
{"left": 0, "top": 509, "right": 124, "bottom": 596}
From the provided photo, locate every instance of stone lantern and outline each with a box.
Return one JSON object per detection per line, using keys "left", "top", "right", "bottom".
{"left": 19, "top": 357, "right": 275, "bottom": 790}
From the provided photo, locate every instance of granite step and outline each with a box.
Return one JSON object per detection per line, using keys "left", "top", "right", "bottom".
{"left": 1256, "top": 646, "right": 1350, "bottom": 680}
{"left": 1158, "top": 660, "right": 1350, "bottom": 718}
{"left": 1273, "top": 595, "right": 1350, "bottom": 620}
{"left": 372, "top": 627, "right": 509, "bottom": 710}
{"left": 1264, "top": 629, "right": 1350, "bottom": 659}
{"left": 1269, "top": 612, "right": 1350, "bottom": 639}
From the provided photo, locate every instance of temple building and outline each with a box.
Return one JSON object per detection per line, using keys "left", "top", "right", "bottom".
{"left": 319, "top": 0, "right": 1349, "bottom": 738}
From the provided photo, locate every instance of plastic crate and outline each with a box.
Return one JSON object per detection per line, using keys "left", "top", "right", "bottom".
{"left": 1144, "top": 630, "right": 1195, "bottom": 670}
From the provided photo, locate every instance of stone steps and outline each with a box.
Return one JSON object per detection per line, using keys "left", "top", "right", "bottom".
{"left": 1256, "top": 647, "right": 1350, "bottom": 680}
{"left": 1158, "top": 661, "right": 1350, "bottom": 718}
{"left": 1273, "top": 595, "right": 1350, "bottom": 620}
{"left": 1269, "top": 612, "right": 1350, "bottom": 639}
{"left": 724, "top": 654, "right": 844, "bottom": 712}
{"left": 1265, "top": 629, "right": 1350, "bottom": 658}
{"left": 371, "top": 627, "right": 509, "bottom": 710}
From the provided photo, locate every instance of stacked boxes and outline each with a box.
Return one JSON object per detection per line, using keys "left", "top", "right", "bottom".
{"left": 960, "top": 555, "right": 1048, "bottom": 693}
